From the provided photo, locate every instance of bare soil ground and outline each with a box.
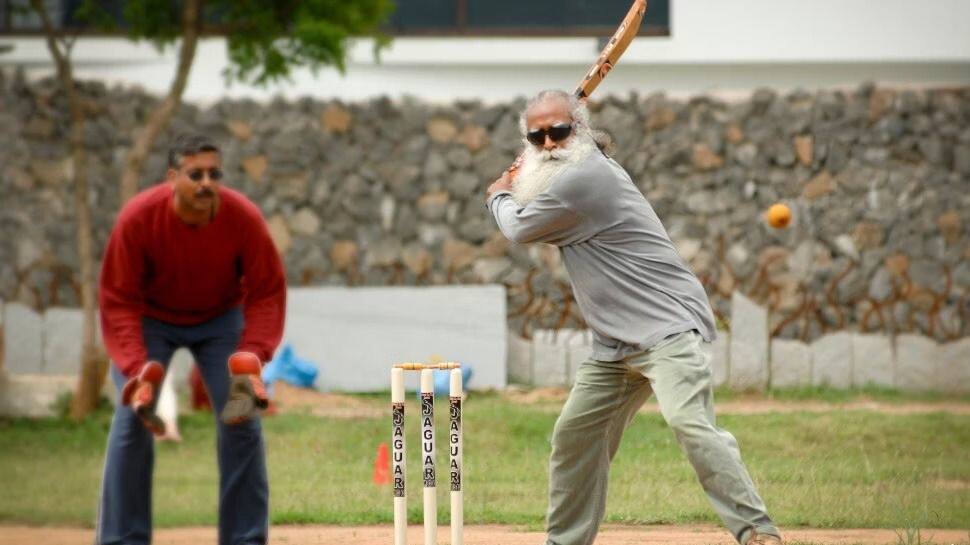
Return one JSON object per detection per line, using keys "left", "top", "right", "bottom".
{"left": 676, "top": 398, "right": 970, "bottom": 415}
{"left": 502, "top": 387, "right": 970, "bottom": 415}
{"left": 271, "top": 384, "right": 970, "bottom": 418}
{"left": 272, "top": 382, "right": 384, "bottom": 418}
{"left": 3, "top": 524, "right": 968, "bottom": 545}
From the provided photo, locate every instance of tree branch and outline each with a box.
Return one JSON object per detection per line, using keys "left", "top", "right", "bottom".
{"left": 119, "top": 0, "right": 202, "bottom": 202}
{"left": 63, "top": 34, "right": 77, "bottom": 54}
{"left": 30, "top": 0, "right": 71, "bottom": 85}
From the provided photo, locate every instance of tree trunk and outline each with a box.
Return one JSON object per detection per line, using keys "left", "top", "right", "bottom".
{"left": 31, "top": 0, "right": 107, "bottom": 418}
{"left": 119, "top": 0, "right": 202, "bottom": 203}
{"left": 70, "top": 100, "right": 108, "bottom": 419}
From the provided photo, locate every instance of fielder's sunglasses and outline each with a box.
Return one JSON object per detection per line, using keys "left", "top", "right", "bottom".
{"left": 526, "top": 123, "right": 573, "bottom": 146}
{"left": 186, "top": 167, "right": 223, "bottom": 182}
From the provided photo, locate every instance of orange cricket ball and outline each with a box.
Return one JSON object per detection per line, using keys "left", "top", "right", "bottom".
{"left": 766, "top": 203, "right": 792, "bottom": 229}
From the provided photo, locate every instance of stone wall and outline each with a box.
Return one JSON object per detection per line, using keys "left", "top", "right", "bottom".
{"left": 507, "top": 293, "right": 969, "bottom": 392}
{"left": 1, "top": 67, "right": 968, "bottom": 342}
{"left": 513, "top": 329, "right": 970, "bottom": 392}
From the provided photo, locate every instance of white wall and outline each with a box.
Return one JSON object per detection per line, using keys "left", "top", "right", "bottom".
{"left": 2, "top": 0, "right": 969, "bottom": 102}
{"left": 282, "top": 286, "right": 507, "bottom": 392}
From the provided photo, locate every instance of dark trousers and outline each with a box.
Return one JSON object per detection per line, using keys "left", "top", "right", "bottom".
{"left": 95, "top": 308, "right": 268, "bottom": 545}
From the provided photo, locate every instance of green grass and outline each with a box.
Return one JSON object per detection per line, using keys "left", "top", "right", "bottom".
{"left": 713, "top": 386, "right": 970, "bottom": 404}
{"left": 0, "top": 392, "right": 968, "bottom": 529}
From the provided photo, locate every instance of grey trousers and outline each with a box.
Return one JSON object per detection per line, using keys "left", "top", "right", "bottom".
{"left": 546, "top": 330, "right": 779, "bottom": 545}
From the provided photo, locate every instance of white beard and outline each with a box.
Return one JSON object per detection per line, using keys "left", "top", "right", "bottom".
{"left": 512, "top": 130, "right": 598, "bottom": 206}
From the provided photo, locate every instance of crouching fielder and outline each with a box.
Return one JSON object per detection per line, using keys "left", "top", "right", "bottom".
{"left": 96, "top": 134, "right": 286, "bottom": 545}
{"left": 485, "top": 90, "right": 782, "bottom": 545}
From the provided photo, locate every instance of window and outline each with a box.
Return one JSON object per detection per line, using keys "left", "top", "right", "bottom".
{"left": 1, "top": 0, "right": 672, "bottom": 37}
{"left": 0, "top": 0, "right": 107, "bottom": 33}
{"left": 388, "top": 0, "right": 670, "bottom": 36}
{"left": 1, "top": 0, "right": 59, "bottom": 32}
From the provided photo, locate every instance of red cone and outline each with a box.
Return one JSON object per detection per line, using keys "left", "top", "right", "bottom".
{"left": 373, "top": 442, "right": 391, "bottom": 485}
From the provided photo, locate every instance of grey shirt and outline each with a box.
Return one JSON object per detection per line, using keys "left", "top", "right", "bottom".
{"left": 487, "top": 151, "right": 716, "bottom": 362}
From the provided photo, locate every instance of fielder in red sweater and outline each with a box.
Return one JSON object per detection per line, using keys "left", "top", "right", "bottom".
{"left": 96, "top": 134, "right": 285, "bottom": 545}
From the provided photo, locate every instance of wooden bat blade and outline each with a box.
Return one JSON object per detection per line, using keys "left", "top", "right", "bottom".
{"left": 575, "top": 0, "right": 647, "bottom": 99}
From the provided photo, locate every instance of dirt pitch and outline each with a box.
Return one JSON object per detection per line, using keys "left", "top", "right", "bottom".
{"left": 272, "top": 384, "right": 970, "bottom": 419}
{"left": 3, "top": 524, "right": 968, "bottom": 545}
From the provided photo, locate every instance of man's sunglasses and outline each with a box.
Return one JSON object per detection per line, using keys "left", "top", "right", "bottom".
{"left": 186, "top": 168, "right": 223, "bottom": 182}
{"left": 526, "top": 123, "right": 572, "bottom": 146}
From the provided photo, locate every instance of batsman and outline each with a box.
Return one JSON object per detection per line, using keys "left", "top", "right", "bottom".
{"left": 487, "top": 87, "right": 783, "bottom": 545}
{"left": 485, "top": 2, "right": 781, "bottom": 542}
{"left": 96, "top": 134, "right": 286, "bottom": 545}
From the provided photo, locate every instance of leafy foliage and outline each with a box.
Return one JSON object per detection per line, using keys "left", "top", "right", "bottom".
{"left": 222, "top": 0, "right": 394, "bottom": 83}
{"left": 76, "top": 0, "right": 394, "bottom": 85}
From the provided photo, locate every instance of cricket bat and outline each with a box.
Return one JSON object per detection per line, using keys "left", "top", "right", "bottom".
{"left": 575, "top": 0, "right": 648, "bottom": 99}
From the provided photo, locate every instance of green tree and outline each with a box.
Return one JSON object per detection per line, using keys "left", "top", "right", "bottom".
{"left": 79, "top": 0, "right": 393, "bottom": 201}
{"left": 31, "top": 0, "right": 393, "bottom": 418}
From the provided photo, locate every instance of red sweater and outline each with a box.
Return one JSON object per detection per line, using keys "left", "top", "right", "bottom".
{"left": 99, "top": 183, "right": 286, "bottom": 376}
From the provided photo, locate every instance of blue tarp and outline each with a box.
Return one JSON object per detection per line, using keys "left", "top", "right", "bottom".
{"left": 262, "top": 343, "right": 319, "bottom": 388}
